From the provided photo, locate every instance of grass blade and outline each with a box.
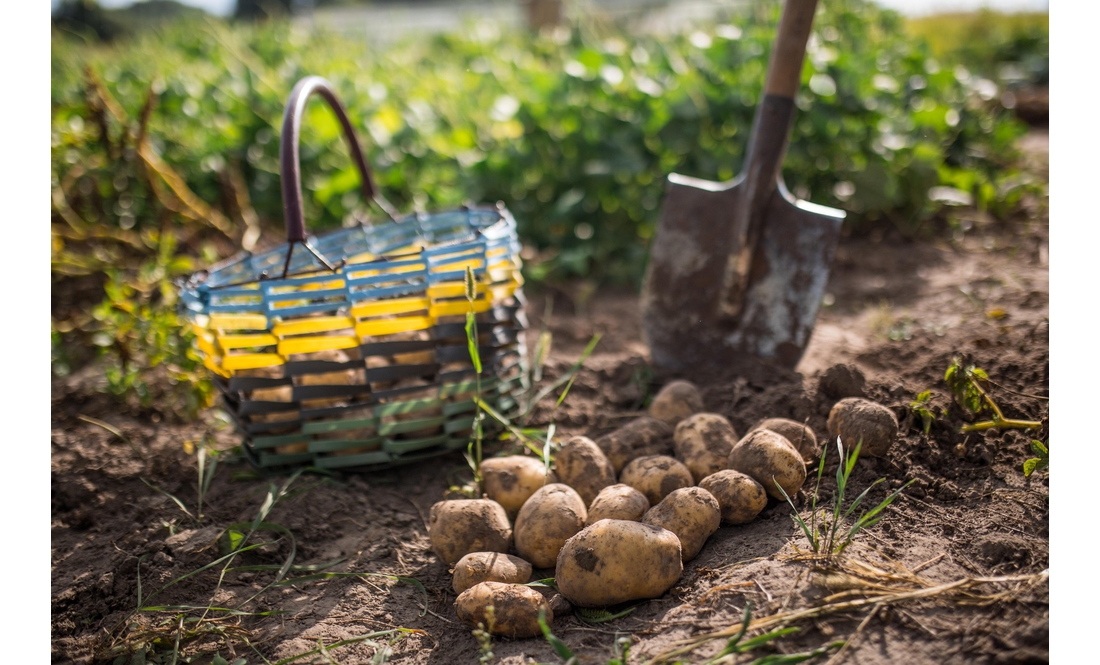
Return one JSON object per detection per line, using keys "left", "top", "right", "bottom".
{"left": 522, "top": 333, "right": 601, "bottom": 417}
{"left": 575, "top": 606, "right": 636, "bottom": 624}
{"left": 140, "top": 478, "right": 195, "bottom": 521}
{"left": 539, "top": 608, "right": 575, "bottom": 660}
{"left": 749, "top": 641, "right": 845, "bottom": 665}
{"left": 773, "top": 479, "right": 815, "bottom": 552}
{"left": 734, "top": 627, "right": 800, "bottom": 652}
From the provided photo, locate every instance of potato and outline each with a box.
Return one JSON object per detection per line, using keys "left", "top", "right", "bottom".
{"left": 751, "top": 418, "right": 819, "bottom": 465}
{"left": 428, "top": 499, "right": 513, "bottom": 565}
{"left": 641, "top": 487, "right": 721, "bottom": 561}
{"left": 514, "top": 484, "right": 587, "bottom": 568}
{"left": 819, "top": 363, "right": 866, "bottom": 399}
{"left": 619, "top": 455, "right": 693, "bottom": 506}
{"left": 553, "top": 436, "right": 616, "bottom": 506}
{"left": 556, "top": 519, "right": 683, "bottom": 607}
{"left": 698, "top": 470, "right": 767, "bottom": 525}
{"left": 480, "top": 456, "right": 556, "bottom": 517}
{"left": 452, "top": 552, "right": 533, "bottom": 594}
{"left": 727, "top": 430, "right": 806, "bottom": 501}
{"left": 673, "top": 413, "right": 739, "bottom": 483}
{"left": 827, "top": 398, "right": 899, "bottom": 458}
{"left": 585, "top": 484, "right": 649, "bottom": 525}
{"left": 595, "top": 416, "right": 674, "bottom": 473}
{"left": 455, "top": 581, "right": 551, "bottom": 638}
{"left": 648, "top": 380, "right": 704, "bottom": 426}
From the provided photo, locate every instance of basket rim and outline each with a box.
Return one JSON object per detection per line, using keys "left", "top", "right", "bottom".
{"left": 179, "top": 202, "right": 515, "bottom": 294}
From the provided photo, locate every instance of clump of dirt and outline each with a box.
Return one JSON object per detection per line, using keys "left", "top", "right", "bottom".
{"left": 51, "top": 142, "right": 1049, "bottom": 664}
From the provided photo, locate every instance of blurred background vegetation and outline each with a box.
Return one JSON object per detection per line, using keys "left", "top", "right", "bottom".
{"left": 51, "top": 0, "right": 1049, "bottom": 415}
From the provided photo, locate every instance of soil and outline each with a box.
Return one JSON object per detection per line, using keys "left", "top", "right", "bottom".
{"left": 51, "top": 131, "right": 1049, "bottom": 665}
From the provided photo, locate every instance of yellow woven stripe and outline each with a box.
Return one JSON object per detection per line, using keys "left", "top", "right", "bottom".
{"left": 488, "top": 259, "right": 516, "bottom": 272}
{"left": 489, "top": 282, "right": 519, "bottom": 300}
{"left": 277, "top": 335, "right": 359, "bottom": 356}
{"left": 222, "top": 353, "right": 285, "bottom": 371}
{"left": 209, "top": 313, "right": 268, "bottom": 331}
{"left": 352, "top": 297, "right": 430, "bottom": 318}
{"left": 346, "top": 262, "right": 425, "bottom": 280}
{"left": 427, "top": 281, "right": 487, "bottom": 299}
{"left": 434, "top": 258, "right": 485, "bottom": 273}
{"left": 346, "top": 250, "right": 376, "bottom": 264}
{"left": 202, "top": 355, "right": 231, "bottom": 378}
{"left": 217, "top": 333, "right": 278, "bottom": 351}
{"left": 272, "top": 316, "right": 355, "bottom": 337}
{"left": 196, "top": 334, "right": 218, "bottom": 357}
{"left": 429, "top": 298, "right": 491, "bottom": 319}
{"left": 355, "top": 316, "right": 433, "bottom": 337}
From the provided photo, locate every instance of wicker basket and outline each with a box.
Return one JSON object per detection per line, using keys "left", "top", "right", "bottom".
{"left": 178, "top": 76, "right": 527, "bottom": 471}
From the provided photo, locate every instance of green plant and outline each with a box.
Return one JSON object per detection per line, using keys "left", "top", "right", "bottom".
{"left": 944, "top": 358, "right": 1042, "bottom": 433}
{"left": 1023, "top": 439, "right": 1048, "bottom": 477}
{"left": 538, "top": 607, "right": 632, "bottom": 665}
{"left": 139, "top": 434, "right": 223, "bottom": 525}
{"left": 101, "top": 469, "right": 425, "bottom": 663}
{"left": 775, "top": 437, "right": 913, "bottom": 562}
{"left": 702, "top": 604, "right": 843, "bottom": 665}
{"left": 909, "top": 390, "right": 935, "bottom": 435}
{"left": 472, "top": 604, "right": 496, "bottom": 665}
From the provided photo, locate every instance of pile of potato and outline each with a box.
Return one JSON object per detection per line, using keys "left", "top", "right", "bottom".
{"left": 429, "top": 380, "right": 898, "bottom": 637}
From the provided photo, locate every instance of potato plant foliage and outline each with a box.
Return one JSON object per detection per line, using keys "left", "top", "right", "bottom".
{"left": 51, "top": 0, "right": 1035, "bottom": 411}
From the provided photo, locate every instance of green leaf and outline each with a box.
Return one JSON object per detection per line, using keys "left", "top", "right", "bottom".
{"left": 539, "top": 608, "right": 574, "bottom": 660}
{"left": 1030, "top": 439, "right": 1048, "bottom": 456}
{"left": 465, "top": 311, "right": 482, "bottom": 374}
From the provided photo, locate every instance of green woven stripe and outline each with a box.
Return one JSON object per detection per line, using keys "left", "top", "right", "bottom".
{"left": 315, "top": 449, "right": 394, "bottom": 468}
{"left": 307, "top": 437, "right": 384, "bottom": 454}
{"left": 301, "top": 416, "right": 381, "bottom": 435}
{"left": 382, "top": 434, "right": 450, "bottom": 454}
{"left": 251, "top": 433, "right": 311, "bottom": 449}
{"left": 378, "top": 416, "right": 447, "bottom": 436}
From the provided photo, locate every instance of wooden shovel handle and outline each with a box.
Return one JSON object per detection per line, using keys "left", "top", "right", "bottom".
{"left": 764, "top": 0, "right": 820, "bottom": 100}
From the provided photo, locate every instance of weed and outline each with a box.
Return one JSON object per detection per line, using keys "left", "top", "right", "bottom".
{"left": 101, "top": 469, "right": 426, "bottom": 663}
{"left": 472, "top": 605, "right": 496, "bottom": 665}
{"left": 909, "top": 390, "right": 935, "bottom": 435}
{"left": 944, "top": 358, "right": 1042, "bottom": 432}
{"left": 700, "top": 604, "right": 843, "bottom": 665}
{"left": 775, "top": 437, "right": 914, "bottom": 562}
{"left": 1023, "top": 439, "right": 1048, "bottom": 477}
{"left": 462, "top": 265, "right": 486, "bottom": 497}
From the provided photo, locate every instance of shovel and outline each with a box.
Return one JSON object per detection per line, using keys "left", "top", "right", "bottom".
{"left": 641, "top": 0, "right": 845, "bottom": 374}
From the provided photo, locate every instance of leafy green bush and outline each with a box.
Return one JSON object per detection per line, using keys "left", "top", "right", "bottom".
{"left": 906, "top": 10, "right": 1048, "bottom": 87}
{"left": 51, "top": 1, "right": 1037, "bottom": 409}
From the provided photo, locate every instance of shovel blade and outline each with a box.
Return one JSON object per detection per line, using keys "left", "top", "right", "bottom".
{"left": 641, "top": 175, "right": 844, "bottom": 374}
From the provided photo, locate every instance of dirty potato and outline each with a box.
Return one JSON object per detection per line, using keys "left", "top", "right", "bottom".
{"left": 555, "top": 519, "right": 683, "bottom": 607}
{"left": 750, "top": 418, "right": 819, "bottom": 465}
{"left": 480, "top": 456, "right": 556, "bottom": 517}
{"left": 585, "top": 484, "right": 649, "bottom": 525}
{"left": 455, "top": 581, "right": 551, "bottom": 638}
{"left": 452, "top": 552, "right": 533, "bottom": 594}
{"left": 727, "top": 430, "right": 807, "bottom": 501}
{"left": 595, "top": 416, "right": 674, "bottom": 473}
{"left": 553, "top": 436, "right": 616, "bottom": 506}
{"left": 673, "top": 413, "right": 739, "bottom": 483}
{"left": 698, "top": 470, "right": 767, "bottom": 525}
{"left": 428, "top": 499, "right": 513, "bottom": 565}
{"left": 619, "top": 455, "right": 693, "bottom": 506}
{"left": 641, "top": 487, "right": 721, "bottom": 561}
{"left": 514, "top": 484, "right": 587, "bottom": 568}
{"left": 827, "top": 398, "right": 899, "bottom": 458}
{"left": 648, "top": 380, "right": 704, "bottom": 427}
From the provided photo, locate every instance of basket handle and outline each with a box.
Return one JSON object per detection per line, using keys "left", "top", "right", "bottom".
{"left": 279, "top": 76, "right": 396, "bottom": 244}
